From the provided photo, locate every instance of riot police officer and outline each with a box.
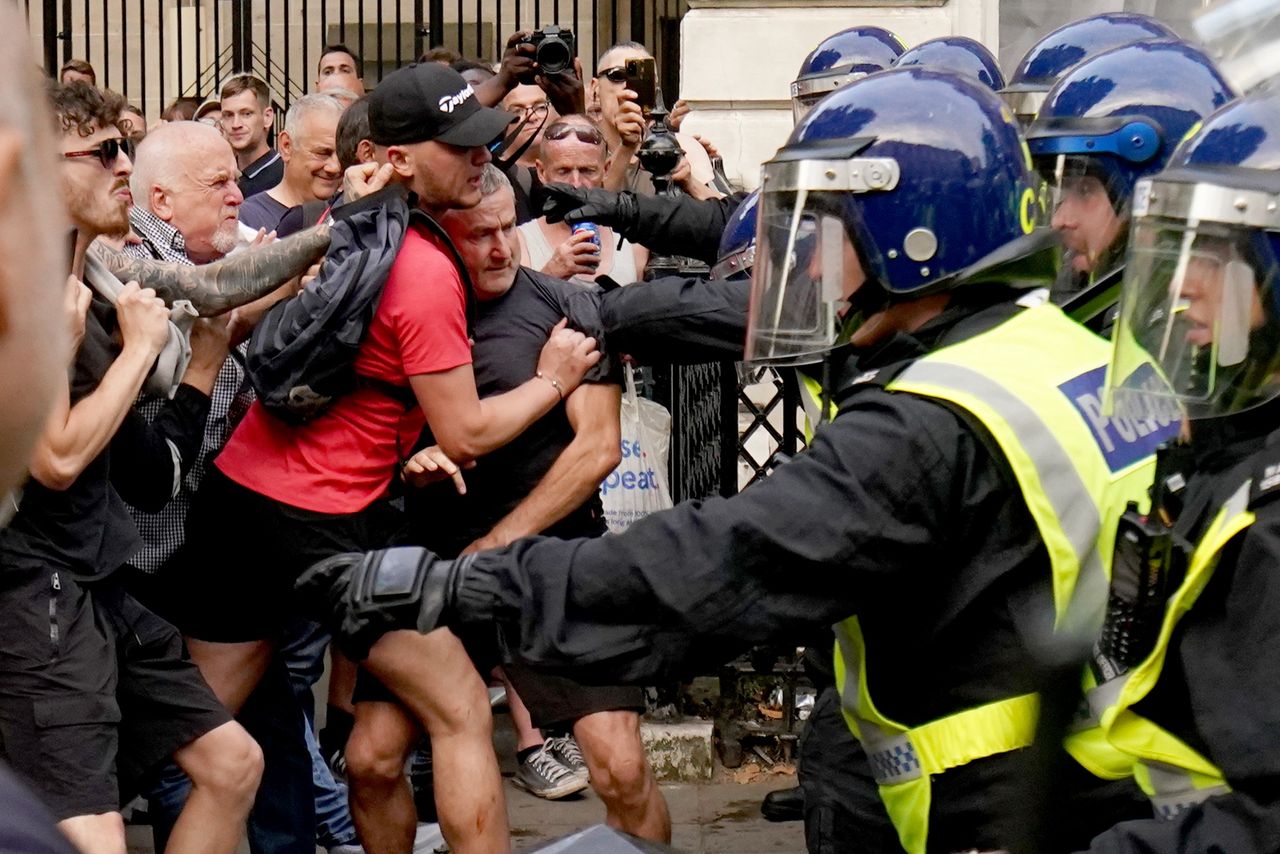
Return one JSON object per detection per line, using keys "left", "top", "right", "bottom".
{"left": 298, "top": 68, "right": 1174, "bottom": 853}
{"left": 1086, "top": 89, "right": 1280, "bottom": 852}
{"left": 999, "top": 12, "right": 1178, "bottom": 126}
{"left": 1025, "top": 39, "right": 1235, "bottom": 322}
{"left": 789, "top": 25, "right": 904, "bottom": 120}
{"left": 893, "top": 35, "right": 1005, "bottom": 90}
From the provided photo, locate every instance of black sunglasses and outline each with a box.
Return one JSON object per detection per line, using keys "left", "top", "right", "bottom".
{"left": 62, "top": 137, "right": 135, "bottom": 168}
{"left": 545, "top": 123, "right": 605, "bottom": 146}
{"left": 596, "top": 66, "right": 628, "bottom": 84}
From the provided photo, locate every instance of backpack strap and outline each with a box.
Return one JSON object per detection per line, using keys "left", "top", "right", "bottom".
{"left": 409, "top": 208, "right": 479, "bottom": 342}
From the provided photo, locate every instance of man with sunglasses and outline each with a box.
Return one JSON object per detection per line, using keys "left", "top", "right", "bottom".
{"left": 591, "top": 42, "right": 713, "bottom": 195}
{"left": 0, "top": 81, "right": 266, "bottom": 854}
{"left": 520, "top": 115, "right": 648, "bottom": 285}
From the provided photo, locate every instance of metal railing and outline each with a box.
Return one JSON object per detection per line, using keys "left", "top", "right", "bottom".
{"left": 32, "top": 0, "right": 689, "bottom": 120}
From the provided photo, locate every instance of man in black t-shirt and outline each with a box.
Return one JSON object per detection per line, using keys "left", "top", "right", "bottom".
{"left": 0, "top": 82, "right": 263, "bottom": 854}
{"left": 344, "top": 165, "right": 672, "bottom": 843}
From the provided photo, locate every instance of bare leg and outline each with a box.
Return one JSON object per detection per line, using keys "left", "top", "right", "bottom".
{"left": 57, "top": 813, "right": 127, "bottom": 854}
{"left": 574, "top": 710, "right": 670, "bottom": 843}
{"left": 168, "top": 721, "right": 264, "bottom": 853}
{"left": 363, "top": 629, "right": 508, "bottom": 854}
{"left": 499, "top": 668, "right": 545, "bottom": 752}
{"left": 345, "top": 700, "right": 420, "bottom": 854}
{"left": 184, "top": 638, "right": 274, "bottom": 713}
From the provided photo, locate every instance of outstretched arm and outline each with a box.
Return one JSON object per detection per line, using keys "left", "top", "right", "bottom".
{"left": 87, "top": 225, "right": 330, "bottom": 315}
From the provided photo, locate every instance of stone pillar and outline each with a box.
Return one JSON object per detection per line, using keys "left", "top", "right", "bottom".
{"left": 679, "top": 0, "right": 1001, "bottom": 189}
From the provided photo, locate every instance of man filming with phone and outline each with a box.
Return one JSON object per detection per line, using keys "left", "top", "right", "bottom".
{"left": 590, "top": 42, "right": 716, "bottom": 196}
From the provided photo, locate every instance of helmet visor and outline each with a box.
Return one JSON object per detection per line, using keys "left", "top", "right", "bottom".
{"left": 1000, "top": 88, "right": 1047, "bottom": 127}
{"left": 1037, "top": 154, "right": 1131, "bottom": 295}
{"left": 1108, "top": 218, "right": 1280, "bottom": 419}
{"left": 790, "top": 72, "right": 866, "bottom": 123}
{"left": 746, "top": 188, "right": 855, "bottom": 366}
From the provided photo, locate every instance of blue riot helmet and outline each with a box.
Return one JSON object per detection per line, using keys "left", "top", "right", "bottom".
{"left": 790, "top": 26, "right": 905, "bottom": 122}
{"left": 710, "top": 190, "right": 760, "bottom": 280}
{"left": 893, "top": 36, "right": 1005, "bottom": 91}
{"left": 1109, "top": 91, "right": 1280, "bottom": 420}
{"left": 1026, "top": 40, "right": 1235, "bottom": 292}
{"left": 747, "top": 67, "right": 1047, "bottom": 366}
{"left": 1000, "top": 13, "right": 1178, "bottom": 126}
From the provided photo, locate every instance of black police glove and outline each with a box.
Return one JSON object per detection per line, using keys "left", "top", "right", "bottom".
{"left": 294, "top": 546, "right": 463, "bottom": 662}
{"left": 536, "top": 183, "right": 640, "bottom": 233}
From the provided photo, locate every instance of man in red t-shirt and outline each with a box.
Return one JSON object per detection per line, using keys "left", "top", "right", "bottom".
{"left": 175, "top": 64, "right": 601, "bottom": 853}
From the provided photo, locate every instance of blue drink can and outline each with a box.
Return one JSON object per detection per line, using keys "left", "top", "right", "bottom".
{"left": 572, "top": 221, "right": 601, "bottom": 248}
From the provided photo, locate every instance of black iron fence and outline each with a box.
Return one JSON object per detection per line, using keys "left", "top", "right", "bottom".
{"left": 30, "top": 0, "right": 688, "bottom": 121}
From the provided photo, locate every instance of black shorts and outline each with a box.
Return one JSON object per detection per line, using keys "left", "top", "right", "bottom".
{"left": 164, "top": 466, "right": 406, "bottom": 642}
{"left": 0, "top": 568, "right": 231, "bottom": 821}
{"left": 352, "top": 628, "right": 644, "bottom": 731}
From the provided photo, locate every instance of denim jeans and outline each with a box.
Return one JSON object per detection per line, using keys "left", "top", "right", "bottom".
{"left": 279, "top": 620, "right": 358, "bottom": 849}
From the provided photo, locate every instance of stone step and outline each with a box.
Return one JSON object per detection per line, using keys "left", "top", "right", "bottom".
{"left": 640, "top": 718, "right": 715, "bottom": 782}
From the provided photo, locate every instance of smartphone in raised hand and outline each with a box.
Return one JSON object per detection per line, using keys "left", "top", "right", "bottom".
{"left": 624, "top": 57, "right": 657, "bottom": 118}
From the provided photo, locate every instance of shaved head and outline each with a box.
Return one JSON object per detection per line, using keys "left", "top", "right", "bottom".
{"left": 130, "top": 120, "right": 230, "bottom": 204}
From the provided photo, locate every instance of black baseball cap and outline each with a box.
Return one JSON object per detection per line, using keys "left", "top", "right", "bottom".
{"left": 369, "top": 63, "right": 515, "bottom": 147}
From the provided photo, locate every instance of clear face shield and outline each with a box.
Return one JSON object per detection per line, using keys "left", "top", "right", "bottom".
{"left": 790, "top": 72, "right": 867, "bottom": 123}
{"left": 1030, "top": 118, "right": 1159, "bottom": 296}
{"left": 1000, "top": 88, "right": 1047, "bottom": 128}
{"left": 1037, "top": 154, "right": 1132, "bottom": 295}
{"left": 1108, "top": 188, "right": 1280, "bottom": 420}
{"left": 745, "top": 155, "right": 899, "bottom": 366}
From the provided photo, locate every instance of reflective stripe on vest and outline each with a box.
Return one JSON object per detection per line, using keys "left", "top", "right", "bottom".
{"left": 799, "top": 373, "right": 834, "bottom": 443}
{"left": 833, "top": 305, "right": 1172, "bottom": 854}
{"left": 1101, "top": 482, "right": 1245, "bottom": 819}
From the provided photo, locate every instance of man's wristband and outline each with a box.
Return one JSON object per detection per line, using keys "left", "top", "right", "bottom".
{"left": 535, "top": 371, "right": 565, "bottom": 399}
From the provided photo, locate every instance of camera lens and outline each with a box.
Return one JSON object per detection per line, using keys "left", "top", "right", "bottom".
{"left": 537, "top": 39, "right": 570, "bottom": 74}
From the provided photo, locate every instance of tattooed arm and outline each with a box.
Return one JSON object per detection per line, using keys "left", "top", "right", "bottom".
{"left": 87, "top": 225, "right": 330, "bottom": 315}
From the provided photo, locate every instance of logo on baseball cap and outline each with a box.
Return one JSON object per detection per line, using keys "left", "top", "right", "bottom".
{"left": 369, "top": 63, "right": 515, "bottom": 147}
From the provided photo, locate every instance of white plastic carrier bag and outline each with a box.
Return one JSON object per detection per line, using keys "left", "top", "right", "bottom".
{"left": 599, "top": 367, "right": 673, "bottom": 532}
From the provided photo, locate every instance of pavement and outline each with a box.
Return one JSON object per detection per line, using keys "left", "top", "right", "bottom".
{"left": 126, "top": 778, "right": 803, "bottom": 853}
{"left": 125, "top": 699, "right": 804, "bottom": 854}
{"left": 508, "top": 780, "right": 802, "bottom": 852}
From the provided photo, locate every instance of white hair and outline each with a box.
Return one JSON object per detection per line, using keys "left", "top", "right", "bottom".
{"left": 284, "top": 93, "right": 346, "bottom": 139}
{"left": 129, "top": 120, "right": 228, "bottom": 211}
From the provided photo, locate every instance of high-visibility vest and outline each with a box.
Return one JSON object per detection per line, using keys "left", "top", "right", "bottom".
{"left": 798, "top": 373, "right": 834, "bottom": 443}
{"left": 1098, "top": 482, "right": 1241, "bottom": 820}
{"left": 832, "top": 304, "right": 1178, "bottom": 854}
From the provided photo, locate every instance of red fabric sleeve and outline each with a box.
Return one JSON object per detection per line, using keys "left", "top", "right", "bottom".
{"left": 372, "top": 227, "right": 473, "bottom": 379}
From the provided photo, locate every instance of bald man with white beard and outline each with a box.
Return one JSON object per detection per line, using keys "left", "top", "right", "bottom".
{"left": 127, "top": 121, "right": 244, "bottom": 264}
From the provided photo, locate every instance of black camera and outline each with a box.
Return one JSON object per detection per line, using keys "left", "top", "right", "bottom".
{"left": 518, "top": 25, "right": 576, "bottom": 79}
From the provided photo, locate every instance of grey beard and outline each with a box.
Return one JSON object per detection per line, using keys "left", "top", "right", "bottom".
{"left": 209, "top": 223, "right": 240, "bottom": 255}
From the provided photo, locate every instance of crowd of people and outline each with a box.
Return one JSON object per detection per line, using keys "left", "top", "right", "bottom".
{"left": 1, "top": 4, "right": 1278, "bottom": 854}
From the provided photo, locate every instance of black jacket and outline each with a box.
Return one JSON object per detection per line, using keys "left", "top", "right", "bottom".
{"left": 1084, "top": 406, "right": 1280, "bottom": 853}
{"left": 625, "top": 192, "right": 744, "bottom": 265}
{"left": 597, "top": 191, "right": 749, "bottom": 364}
{"left": 453, "top": 295, "right": 1143, "bottom": 852}
{"left": 598, "top": 274, "right": 748, "bottom": 364}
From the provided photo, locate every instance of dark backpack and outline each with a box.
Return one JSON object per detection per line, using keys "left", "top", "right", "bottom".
{"left": 246, "top": 187, "right": 475, "bottom": 424}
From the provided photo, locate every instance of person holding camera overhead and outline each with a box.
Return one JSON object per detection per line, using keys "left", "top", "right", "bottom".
{"left": 471, "top": 29, "right": 588, "bottom": 223}
{"left": 590, "top": 41, "right": 716, "bottom": 195}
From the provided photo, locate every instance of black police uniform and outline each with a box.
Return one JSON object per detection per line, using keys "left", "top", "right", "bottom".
{"left": 450, "top": 294, "right": 1146, "bottom": 853}
{"left": 1085, "top": 405, "right": 1280, "bottom": 852}
{"left": 575, "top": 190, "right": 751, "bottom": 364}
